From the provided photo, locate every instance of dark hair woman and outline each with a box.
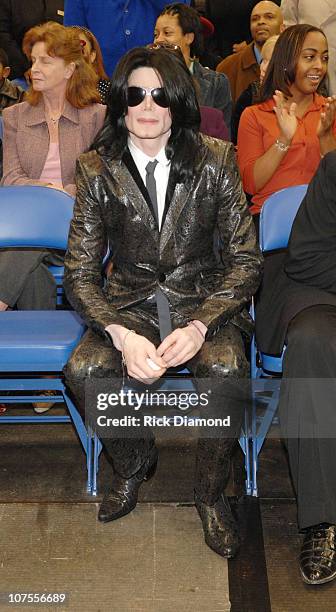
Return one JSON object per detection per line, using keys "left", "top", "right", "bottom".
{"left": 237, "top": 24, "right": 336, "bottom": 216}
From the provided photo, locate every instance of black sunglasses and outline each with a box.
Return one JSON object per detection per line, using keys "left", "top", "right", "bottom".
{"left": 127, "top": 86, "right": 169, "bottom": 108}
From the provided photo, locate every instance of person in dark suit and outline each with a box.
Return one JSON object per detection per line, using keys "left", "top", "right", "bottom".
{"left": 0, "top": 0, "right": 64, "bottom": 79}
{"left": 256, "top": 151, "right": 336, "bottom": 584}
{"left": 63, "top": 45, "right": 262, "bottom": 558}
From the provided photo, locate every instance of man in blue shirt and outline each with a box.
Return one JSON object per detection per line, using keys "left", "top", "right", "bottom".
{"left": 64, "top": 0, "right": 190, "bottom": 76}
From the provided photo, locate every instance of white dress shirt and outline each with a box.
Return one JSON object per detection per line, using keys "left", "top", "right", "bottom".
{"left": 128, "top": 138, "right": 171, "bottom": 230}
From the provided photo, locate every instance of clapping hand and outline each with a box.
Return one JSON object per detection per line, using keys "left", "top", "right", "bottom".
{"left": 317, "top": 95, "right": 336, "bottom": 138}
{"left": 273, "top": 90, "right": 297, "bottom": 144}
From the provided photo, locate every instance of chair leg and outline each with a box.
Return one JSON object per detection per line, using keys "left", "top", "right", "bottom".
{"left": 250, "top": 379, "right": 282, "bottom": 496}
{"left": 86, "top": 431, "right": 93, "bottom": 494}
{"left": 92, "top": 433, "right": 103, "bottom": 496}
{"left": 239, "top": 405, "right": 253, "bottom": 496}
{"left": 63, "top": 388, "right": 97, "bottom": 496}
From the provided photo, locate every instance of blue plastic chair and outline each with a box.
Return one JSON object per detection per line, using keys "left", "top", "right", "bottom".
{"left": 0, "top": 185, "right": 98, "bottom": 494}
{"left": 248, "top": 183, "right": 308, "bottom": 496}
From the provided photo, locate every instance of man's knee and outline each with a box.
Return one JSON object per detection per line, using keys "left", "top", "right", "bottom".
{"left": 212, "top": 344, "right": 249, "bottom": 378}
{"left": 195, "top": 325, "right": 249, "bottom": 379}
{"left": 64, "top": 333, "right": 121, "bottom": 388}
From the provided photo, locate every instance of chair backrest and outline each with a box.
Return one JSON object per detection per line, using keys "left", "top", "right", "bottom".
{"left": 259, "top": 184, "right": 308, "bottom": 252}
{"left": 0, "top": 185, "right": 74, "bottom": 249}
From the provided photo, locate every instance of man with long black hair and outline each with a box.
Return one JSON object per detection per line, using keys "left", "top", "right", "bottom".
{"left": 63, "top": 46, "right": 262, "bottom": 558}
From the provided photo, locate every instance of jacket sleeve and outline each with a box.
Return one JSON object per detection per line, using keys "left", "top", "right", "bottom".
{"left": 212, "top": 72, "right": 232, "bottom": 137}
{"left": 285, "top": 152, "right": 336, "bottom": 292}
{"left": 63, "top": 154, "right": 129, "bottom": 336}
{"left": 190, "top": 142, "right": 263, "bottom": 335}
{"left": 1, "top": 105, "right": 46, "bottom": 187}
{"left": 237, "top": 106, "right": 265, "bottom": 196}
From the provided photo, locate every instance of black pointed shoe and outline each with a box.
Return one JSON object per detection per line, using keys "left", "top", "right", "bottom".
{"left": 300, "top": 524, "right": 336, "bottom": 585}
{"left": 98, "top": 448, "right": 158, "bottom": 523}
{"left": 195, "top": 493, "right": 240, "bottom": 558}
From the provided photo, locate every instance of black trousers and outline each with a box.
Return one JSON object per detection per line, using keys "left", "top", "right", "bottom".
{"left": 64, "top": 307, "right": 249, "bottom": 505}
{"left": 280, "top": 304, "right": 336, "bottom": 529}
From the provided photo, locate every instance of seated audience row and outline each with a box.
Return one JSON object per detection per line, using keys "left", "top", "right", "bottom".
{"left": 1, "top": 11, "right": 336, "bottom": 589}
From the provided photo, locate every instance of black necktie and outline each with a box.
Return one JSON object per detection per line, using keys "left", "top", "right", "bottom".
{"left": 145, "top": 160, "right": 172, "bottom": 340}
{"left": 145, "top": 160, "right": 159, "bottom": 225}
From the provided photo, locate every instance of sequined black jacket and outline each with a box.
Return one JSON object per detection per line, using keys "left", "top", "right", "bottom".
{"left": 64, "top": 136, "right": 263, "bottom": 339}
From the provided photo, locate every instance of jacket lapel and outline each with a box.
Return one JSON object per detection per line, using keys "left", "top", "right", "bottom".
{"left": 160, "top": 178, "right": 192, "bottom": 255}
{"left": 104, "top": 151, "right": 158, "bottom": 237}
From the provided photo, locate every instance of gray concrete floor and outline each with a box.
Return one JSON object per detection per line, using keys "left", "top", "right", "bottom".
{"left": 0, "top": 502, "right": 230, "bottom": 612}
